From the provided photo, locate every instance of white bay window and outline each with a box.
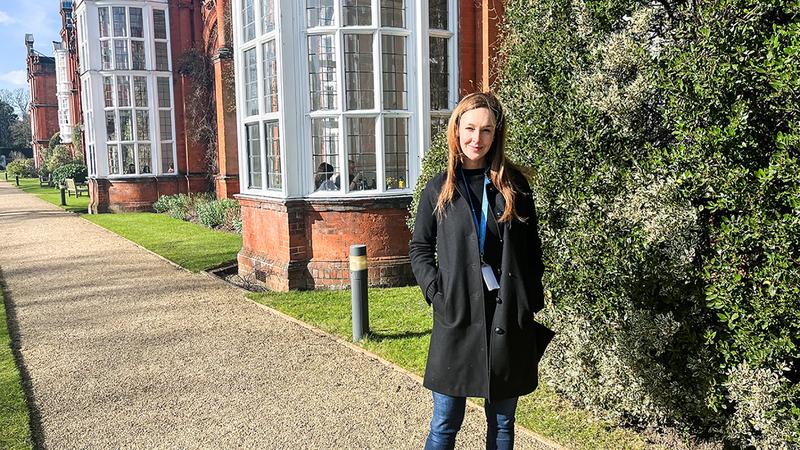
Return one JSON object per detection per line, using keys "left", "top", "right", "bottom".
{"left": 233, "top": 0, "right": 457, "bottom": 197}
{"left": 75, "top": 0, "right": 177, "bottom": 178}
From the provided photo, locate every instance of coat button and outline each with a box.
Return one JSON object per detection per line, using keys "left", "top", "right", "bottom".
{"left": 495, "top": 327, "right": 505, "bottom": 335}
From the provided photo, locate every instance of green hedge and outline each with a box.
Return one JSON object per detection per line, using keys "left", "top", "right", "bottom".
{"left": 51, "top": 163, "right": 87, "bottom": 188}
{"left": 410, "top": 0, "right": 799, "bottom": 446}
{"left": 5, "top": 158, "right": 37, "bottom": 178}
{"left": 153, "top": 193, "right": 241, "bottom": 233}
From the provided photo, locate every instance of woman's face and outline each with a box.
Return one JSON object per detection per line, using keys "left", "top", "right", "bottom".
{"left": 456, "top": 107, "right": 496, "bottom": 169}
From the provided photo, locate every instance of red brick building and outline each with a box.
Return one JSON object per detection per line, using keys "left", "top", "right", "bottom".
{"left": 231, "top": 0, "right": 504, "bottom": 290}
{"left": 73, "top": 0, "right": 217, "bottom": 212}
{"left": 25, "top": 34, "right": 60, "bottom": 167}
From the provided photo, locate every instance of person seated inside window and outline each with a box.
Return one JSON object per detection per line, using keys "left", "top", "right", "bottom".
{"left": 125, "top": 163, "right": 136, "bottom": 174}
{"left": 348, "top": 159, "right": 364, "bottom": 191}
{"left": 315, "top": 162, "right": 338, "bottom": 191}
{"left": 167, "top": 163, "right": 174, "bottom": 173}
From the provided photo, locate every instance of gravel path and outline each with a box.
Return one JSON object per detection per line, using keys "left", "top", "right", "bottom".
{"left": 0, "top": 181, "right": 552, "bottom": 449}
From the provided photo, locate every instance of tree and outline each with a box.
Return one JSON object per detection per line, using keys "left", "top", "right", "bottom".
{"left": 0, "top": 88, "right": 30, "bottom": 119}
{"left": 9, "top": 116, "right": 31, "bottom": 148}
{"left": 0, "top": 99, "right": 17, "bottom": 147}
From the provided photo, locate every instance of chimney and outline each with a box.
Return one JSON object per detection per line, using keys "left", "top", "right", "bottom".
{"left": 25, "top": 34, "right": 34, "bottom": 55}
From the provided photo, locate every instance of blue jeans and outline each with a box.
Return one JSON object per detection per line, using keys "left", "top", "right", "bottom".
{"left": 424, "top": 391, "right": 519, "bottom": 450}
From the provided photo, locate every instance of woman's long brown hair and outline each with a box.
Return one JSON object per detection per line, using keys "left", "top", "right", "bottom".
{"left": 435, "top": 92, "right": 519, "bottom": 223}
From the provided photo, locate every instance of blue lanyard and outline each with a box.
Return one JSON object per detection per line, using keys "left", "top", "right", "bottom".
{"left": 460, "top": 168, "right": 490, "bottom": 260}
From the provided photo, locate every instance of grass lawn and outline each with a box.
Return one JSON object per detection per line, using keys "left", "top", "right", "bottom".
{"left": 3, "top": 176, "right": 89, "bottom": 214}
{"left": 0, "top": 288, "right": 33, "bottom": 449}
{"left": 250, "top": 287, "right": 648, "bottom": 450}
{"left": 82, "top": 213, "right": 242, "bottom": 272}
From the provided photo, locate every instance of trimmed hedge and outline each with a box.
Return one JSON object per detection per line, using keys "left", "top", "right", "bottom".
{"left": 5, "top": 158, "right": 37, "bottom": 178}
{"left": 411, "top": 0, "right": 799, "bottom": 446}
{"left": 51, "top": 164, "right": 87, "bottom": 188}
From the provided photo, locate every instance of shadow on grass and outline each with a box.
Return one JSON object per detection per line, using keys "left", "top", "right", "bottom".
{"left": 0, "top": 269, "right": 44, "bottom": 450}
{"left": 367, "top": 330, "right": 431, "bottom": 341}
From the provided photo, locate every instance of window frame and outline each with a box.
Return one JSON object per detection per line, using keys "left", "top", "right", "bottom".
{"left": 234, "top": 0, "right": 286, "bottom": 195}
{"left": 303, "top": 0, "right": 416, "bottom": 198}
{"left": 74, "top": 1, "right": 178, "bottom": 179}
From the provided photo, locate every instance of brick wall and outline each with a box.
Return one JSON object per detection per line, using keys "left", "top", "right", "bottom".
{"left": 237, "top": 195, "right": 414, "bottom": 291}
{"left": 89, "top": 175, "right": 209, "bottom": 213}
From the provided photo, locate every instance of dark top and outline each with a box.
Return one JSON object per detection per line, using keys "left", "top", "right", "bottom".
{"left": 460, "top": 167, "right": 502, "bottom": 276}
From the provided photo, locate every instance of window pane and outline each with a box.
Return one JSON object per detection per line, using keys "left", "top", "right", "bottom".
{"left": 346, "top": 117, "right": 376, "bottom": 191}
{"left": 307, "top": 35, "right": 337, "bottom": 111}
{"left": 131, "top": 41, "right": 146, "bottom": 70}
{"left": 429, "top": 0, "right": 448, "bottom": 30}
{"left": 261, "top": 0, "right": 275, "bottom": 33}
{"left": 382, "top": 35, "right": 406, "bottom": 109}
{"left": 116, "top": 75, "right": 131, "bottom": 107}
{"left": 157, "top": 77, "right": 171, "bottom": 107}
{"left": 312, "top": 117, "right": 339, "bottom": 191}
{"left": 155, "top": 42, "right": 169, "bottom": 71}
{"left": 98, "top": 7, "right": 110, "bottom": 38}
{"left": 119, "top": 110, "right": 133, "bottom": 141}
{"left": 161, "top": 143, "right": 175, "bottom": 173}
{"left": 159, "top": 111, "right": 173, "bottom": 140}
{"left": 122, "top": 144, "right": 135, "bottom": 174}
{"left": 138, "top": 144, "right": 151, "bottom": 174}
{"left": 262, "top": 41, "right": 279, "bottom": 113}
{"left": 383, "top": 117, "right": 408, "bottom": 189}
{"left": 134, "top": 77, "right": 148, "bottom": 107}
{"left": 130, "top": 8, "right": 143, "bottom": 38}
{"left": 112, "top": 7, "right": 127, "bottom": 37}
{"left": 264, "top": 121, "right": 281, "bottom": 190}
{"left": 246, "top": 123, "right": 262, "bottom": 188}
{"left": 431, "top": 115, "right": 448, "bottom": 138}
{"left": 344, "top": 34, "right": 374, "bottom": 110}
{"left": 106, "top": 111, "right": 117, "bottom": 141}
{"left": 108, "top": 144, "right": 120, "bottom": 174}
{"left": 103, "top": 76, "right": 114, "bottom": 107}
{"left": 381, "top": 0, "right": 405, "bottom": 28}
{"left": 136, "top": 110, "right": 150, "bottom": 140}
{"left": 243, "top": 0, "right": 256, "bottom": 42}
{"left": 153, "top": 10, "right": 167, "bottom": 39}
{"left": 243, "top": 48, "right": 258, "bottom": 116}
{"left": 101, "top": 41, "right": 112, "bottom": 70}
{"left": 306, "top": 0, "right": 334, "bottom": 28}
{"left": 429, "top": 37, "right": 449, "bottom": 110}
{"left": 114, "top": 40, "right": 129, "bottom": 70}
{"left": 343, "top": 0, "right": 371, "bottom": 26}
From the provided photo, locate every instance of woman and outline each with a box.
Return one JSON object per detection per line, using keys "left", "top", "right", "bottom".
{"left": 410, "top": 92, "right": 553, "bottom": 450}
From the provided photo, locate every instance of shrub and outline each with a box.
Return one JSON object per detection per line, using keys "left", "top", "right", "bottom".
{"left": 50, "top": 163, "right": 87, "bottom": 187}
{"left": 153, "top": 193, "right": 193, "bottom": 220}
{"left": 407, "top": 131, "right": 448, "bottom": 232}
{"left": 46, "top": 144, "right": 75, "bottom": 174}
{"left": 47, "top": 131, "right": 60, "bottom": 150}
{"left": 409, "top": 0, "right": 800, "bottom": 446}
{"left": 6, "top": 158, "right": 37, "bottom": 178}
{"left": 196, "top": 198, "right": 240, "bottom": 230}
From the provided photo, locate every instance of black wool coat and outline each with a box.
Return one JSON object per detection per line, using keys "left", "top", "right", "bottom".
{"left": 409, "top": 167, "right": 554, "bottom": 401}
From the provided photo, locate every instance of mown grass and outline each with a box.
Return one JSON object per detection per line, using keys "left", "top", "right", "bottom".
{"left": 249, "top": 287, "right": 647, "bottom": 449}
{"left": 4, "top": 176, "right": 90, "bottom": 214}
{"left": 83, "top": 213, "right": 242, "bottom": 272}
{"left": 0, "top": 288, "right": 33, "bottom": 449}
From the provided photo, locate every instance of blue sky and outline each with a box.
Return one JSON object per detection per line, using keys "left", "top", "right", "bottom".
{"left": 0, "top": 1, "right": 62, "bottom": 93}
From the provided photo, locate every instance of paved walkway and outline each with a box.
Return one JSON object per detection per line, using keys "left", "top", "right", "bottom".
{"left": 0, "top": 181, "right": 550, "bottom": 449}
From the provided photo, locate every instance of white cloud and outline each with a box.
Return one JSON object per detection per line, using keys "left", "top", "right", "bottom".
{"left": 0, "top": 11, "right": 15, "bottom": 25}
{"left": 0, "top": 70, "right": 28, "bottom": 86}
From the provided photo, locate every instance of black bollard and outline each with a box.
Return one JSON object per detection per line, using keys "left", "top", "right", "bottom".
{"left": 15, "top": 175, "right": 19, "bottom": 186}
{"left": 350, "top": 244, "right": 369, "bottom": 342}
{"left": 60, "top": 187, "right": 66, "bottom": 206}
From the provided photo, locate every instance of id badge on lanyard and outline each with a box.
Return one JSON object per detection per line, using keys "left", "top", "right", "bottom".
{"left": 462, "top": 169, "right": 500, "bottom": 291}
